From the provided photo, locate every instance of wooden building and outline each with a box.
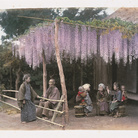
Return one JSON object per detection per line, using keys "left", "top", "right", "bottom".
{"left": 93, "top": 8, "right": 138, "bottom": 93}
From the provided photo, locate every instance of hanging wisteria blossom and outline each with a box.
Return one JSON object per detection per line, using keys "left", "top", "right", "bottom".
{"left": 12, "top": 20, "right": 138, "bottom": 69}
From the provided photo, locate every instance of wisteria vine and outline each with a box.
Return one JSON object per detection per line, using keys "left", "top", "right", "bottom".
{"left": 12, "top": 21, "right": 138, "bottom": 69}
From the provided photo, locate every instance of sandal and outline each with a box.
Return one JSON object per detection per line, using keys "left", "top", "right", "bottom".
{"left": 43, "top": 117, "right": 49, "bottom": 120}
{"left": 21, "top": 122, "right": 27, "bottom": 124}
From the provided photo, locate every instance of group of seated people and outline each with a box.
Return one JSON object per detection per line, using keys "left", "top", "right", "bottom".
{"left": 76, "top": 82, "right": 127, "bottom": 118}
{"left": 17, "top": 73, "right": 127, "bottom": 124}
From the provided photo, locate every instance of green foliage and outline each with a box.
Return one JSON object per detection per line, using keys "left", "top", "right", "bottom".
{"left": 57, "top": 17, "right": 138, "bottom": 38}
{"left": 0, "top": 8, "right": 107, "bottom": 40}
{"left": 0, "top": 9, "right": 56, "bottom": 38}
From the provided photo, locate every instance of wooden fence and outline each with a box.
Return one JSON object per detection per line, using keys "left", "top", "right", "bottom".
{"left": 0, "top": 90, "right": 65, "bottom": 129}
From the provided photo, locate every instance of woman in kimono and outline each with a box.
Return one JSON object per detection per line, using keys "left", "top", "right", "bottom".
{"left": 82, "top": 84, "right": 93, "bottom": 116}
{"left": 110, "top": 82, "right": 122, "bottom": 117}
{"left": 76, "top": 86, "right": 87, "bottom": 105}
{"left": 96, "top": 83, "right": 109, "bottom": 116}
{"left": 17, "top": 74, "right": 40, "bottom": 123}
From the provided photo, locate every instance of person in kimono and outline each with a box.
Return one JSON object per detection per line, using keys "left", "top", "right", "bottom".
{"left": 82, "top": 84, "right": 93, "bottom": 116}
{"left": 110, "top": 82, "right": 122, "bottom": 117}
{"left": 36, "top": 79, "right": 60, "bottom": 120}
{"left": 96, "top": 83, "right": 109, "bottom": 116}
{"left": 121, "top": 85, "right": 128, "bottom": 104}
{"left": 17, "top": 74, "right": 40, "bottom": 124}
{"left": 76, "top": 86, "right": 87, "bottom": 105}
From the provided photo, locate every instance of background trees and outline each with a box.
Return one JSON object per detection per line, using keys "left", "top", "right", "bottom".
{"left": 0, "top": 8, "right": 107, "bottom": 101}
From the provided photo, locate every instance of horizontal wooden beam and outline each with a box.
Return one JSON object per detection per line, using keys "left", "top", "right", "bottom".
{"left": 35, "top": 105, "right": 64, "bottom": 114}
{"left": 17, "top": 16, "right": 107, "bottom": 30}
{"left": 0, "top": 100, "right": 64, "bottom": 128}
{"left": 0, "top": 94, "right": 64, "bottom": 113}
{"left": 0, "top": 94, "right": 17, "bottom": 101}
{"left": 39, "top": 96, "right": 65, "bottom": 102}
{"left": 2, "top": 90, "right": 19, "bottom": 93}
{"left": 36, "top": 116, "right": 64, "bottom": 127}
{"left": 1, "top": 91, "right": 64, "bottom": 102}
{"left": 0, "top": 100, "right": 20, "bottom": 110}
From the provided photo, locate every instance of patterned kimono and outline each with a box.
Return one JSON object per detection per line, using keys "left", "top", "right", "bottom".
{"left": 17, "top": 82, "right": 38, "bottom": 122}
{"left": 110, "top": 90, "right": 122, "bottom": 112}
{"left": 84, "top": 92, "right": 93, "bottom": 113}
{"left": 76, "top": 91, "right": 93, "bottom": 113}
{"left": 96, "top": 90, "right": 109, "bottom": 115}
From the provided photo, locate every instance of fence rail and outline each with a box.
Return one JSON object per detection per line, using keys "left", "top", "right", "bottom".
{"left": 2, "top": 90, "right": 64, "bottom": 102}
{"left": 0, "top": 90, "right": 65, "bottom": 128}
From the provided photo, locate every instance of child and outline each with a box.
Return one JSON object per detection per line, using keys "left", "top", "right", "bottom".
{"left": 121, "top": 85, "right": 127, "bottom": 104}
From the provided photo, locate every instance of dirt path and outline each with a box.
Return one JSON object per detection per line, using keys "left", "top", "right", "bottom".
{"left": 0, "top": 100, "right": 138, "bottom": 130}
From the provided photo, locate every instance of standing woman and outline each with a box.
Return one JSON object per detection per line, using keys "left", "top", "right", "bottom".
{"left": 17, "top": 74, "right": 40, "bottom": 123}
{"left": 96, "top": 83, "right": 109, "bottom": 116}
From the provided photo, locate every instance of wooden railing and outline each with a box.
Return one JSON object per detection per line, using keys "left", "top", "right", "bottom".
{"left": 0, "top": 90, "right": 65, "bottom": 128}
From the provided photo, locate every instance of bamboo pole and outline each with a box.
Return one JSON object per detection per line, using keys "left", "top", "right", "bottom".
{"left": 54, "top": 19, "right": 69, "bottom": 123}
{"left": 0, "top": 94, "right": 64, "bottom": 113}
{"left": 51, "top": 95, "right": 64, "bottom": 122}
{"left": 35, "top": 105, "right": 64, "bottom": 114}
{"left": 62, "top": 95, "right": 65, "bottom": 130}
{"left": 17, "top": 16, "right": 107, "bottom": 30}
{"left": 1, "top": 92, "right": 64, "bottom": 102}
{"left": 0, "top": 94, "right": 17, "bottom": 101}
{"left": 2, "top": 90, "right": 19, "bottom": 93}
{"left": 0, "top": 100, "right": 20, "bottom": 110}
{"left": 42, "top": 50, "right": 47, "bottom": 97}
{"left": 36, "top": 117, "right": 64, "bottom": 127}
{"left": 0, "top": 100, "right": 64, "bottom": 128}
{"left": 39, "top": 96, "right": 64, "bottom": 102}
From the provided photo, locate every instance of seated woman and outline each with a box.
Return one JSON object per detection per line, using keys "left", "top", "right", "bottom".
{"left": 110, "top": 82, "right": 122, "bottom": 118}
{"left": 76, "top": 84, "right": 93, "bottom": 116}
{"left": 76, "top": 86, "right": 87, "bottom": 105}
{"left": 121, "top": 85, "right": 128, "bottom": 105}
{"left": 83, "top": 84, "right": 93, "bottom": 116}
{"left": 96, "top": 83, "right": 109, "bottom": 116}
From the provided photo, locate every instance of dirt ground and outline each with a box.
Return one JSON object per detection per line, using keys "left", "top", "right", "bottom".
{"left": 0, "top": 99, "right": 138, "bottom": 130}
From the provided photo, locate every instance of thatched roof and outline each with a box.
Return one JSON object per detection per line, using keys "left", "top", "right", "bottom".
{"left": 105, "top": 8, "right": 138, "bottom": 24}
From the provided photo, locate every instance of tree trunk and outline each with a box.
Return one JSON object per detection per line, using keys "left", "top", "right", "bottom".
{"left": 15, "top": 67, "right": 21, "bottom": 98}
{"left": 54, "top": 19, "right": 69, "bottom": 123}
{"left": 10, "top": 67, "right": 12, "bottom": 90}
{"left": 42, "top": 50, "right": 47, "bottom": 97}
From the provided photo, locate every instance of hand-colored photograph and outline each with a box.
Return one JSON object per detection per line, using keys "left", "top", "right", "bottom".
{"left": 0, "top": 6, "right": 138, "bottom": 131}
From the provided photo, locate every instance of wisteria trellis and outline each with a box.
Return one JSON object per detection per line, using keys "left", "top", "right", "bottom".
{"left": 12, "top": 21, "right": 138, "bottom": 69}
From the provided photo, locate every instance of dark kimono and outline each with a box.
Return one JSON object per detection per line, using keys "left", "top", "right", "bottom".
{"left": 17, "top": 82, "right": 38, "bottom": 122}
{"left": 110, "top": 90, "right": 122, "bottom": 112}
{"left": 96, "top": 90, "right": 109, "bottom": 115}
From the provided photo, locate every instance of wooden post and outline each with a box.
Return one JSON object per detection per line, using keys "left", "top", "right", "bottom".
{"left": 62, "top": 95, "right": 65, "bottom": 130}
{"left": 15, "top": 67, "right": 21, "bottom": 98}
{"left": 54, "top": 19, "right": 69, "bottom": 123}
{"left": 42, "top": 50, "right": 47, "bottom": 97}
{"left": 51, "top": 95, "right": 64, "bottom": 122}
